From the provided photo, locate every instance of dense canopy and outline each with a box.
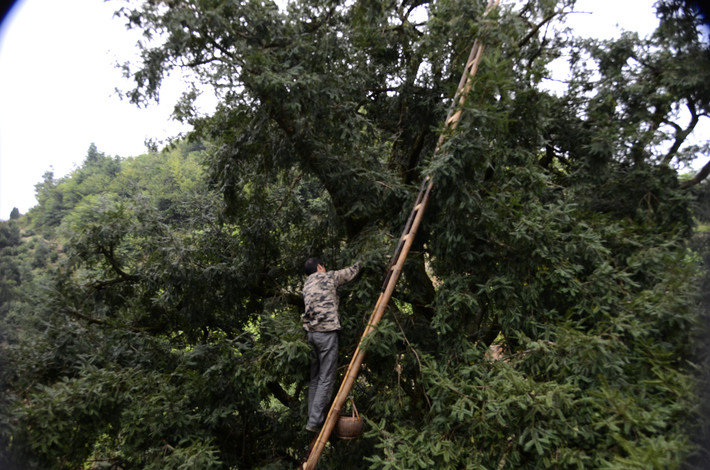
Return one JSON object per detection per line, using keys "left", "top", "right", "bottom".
{"left": 1, "top": 0, "right": 709, "bottom": 468}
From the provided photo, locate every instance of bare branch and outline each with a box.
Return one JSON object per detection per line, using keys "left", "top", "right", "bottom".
{"left": 517, "top": 9, "right": 561, "bottom": 48}
{"left": 680, "top": 158, "right": 710, "bottom": 189}
{"left": 662, "top": 99, "right": 700, "bottom": 166}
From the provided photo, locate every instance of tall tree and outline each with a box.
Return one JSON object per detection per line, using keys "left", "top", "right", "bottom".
{"left": 1, "top": 0, "right": 708, "bottom": 468}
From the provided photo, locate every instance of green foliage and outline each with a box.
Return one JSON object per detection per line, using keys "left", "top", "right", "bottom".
{"left": 1, "top": 0, "right": 709, "bottom": 468}
{"left": 0, "top": 219, "right": 22, "bottom": 310}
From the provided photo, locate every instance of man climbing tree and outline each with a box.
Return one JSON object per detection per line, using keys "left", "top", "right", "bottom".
{"left": 301, "top": 258, "right": 361, "bottom": 433}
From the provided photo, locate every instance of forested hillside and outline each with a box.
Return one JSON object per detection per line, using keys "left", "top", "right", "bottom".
{"left": 2, "top": 0, "right": 710, "bottom": 469}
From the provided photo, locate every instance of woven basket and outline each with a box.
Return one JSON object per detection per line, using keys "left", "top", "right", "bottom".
{"left": 335, "top": 399, "right": 364, "bottom": 439}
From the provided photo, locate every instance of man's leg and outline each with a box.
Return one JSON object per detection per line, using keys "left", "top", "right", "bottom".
{"left": 306, "top": 331, "right": 338, "bottom": 431}
{"left": 307, "top": 334, "right": 320, "bottom": 429}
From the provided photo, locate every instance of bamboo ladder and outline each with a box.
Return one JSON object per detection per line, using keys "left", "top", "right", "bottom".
{"left": 302, "top": 1, "right": 500, "bottom": 467}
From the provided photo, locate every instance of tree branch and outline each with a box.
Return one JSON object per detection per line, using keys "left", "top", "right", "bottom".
{"left": 680, "top": 158, "right": 710, "bottom": 189}
{"left": 267, "top": 381, "right": 298, "bottom": 407}
{"left": 99, "top": 245, "right": 139, "bottom": 283}
{"left": 662, "top": 98, "right": 700, "bottom": 166}
{"left": 517, "top": 9, "right": 560, "bottom": 49}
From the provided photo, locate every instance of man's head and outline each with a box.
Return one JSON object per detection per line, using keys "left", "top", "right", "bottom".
{"left": 304, "top": 257, "right": 324, "bottom": 275}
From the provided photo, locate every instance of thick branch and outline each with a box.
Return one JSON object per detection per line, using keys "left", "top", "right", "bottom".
{"left": 662, "top": 99, "right": 701, "bottom": 166}
{"left": 99, "top": 245, "right": 139, "bottom": 283}
{"left": 267, "top": 381, "right": 298, "bottom": 407}
{"left": 680, "top": 158, "right": 710, "bottom": 189}
{"left": 86, "top": 277, "right": 133, "bottom": 290}
{"left": 64, "top": 306, "right": 157, "bottom": 333}
{"left": 65, "top": 306, "right": 108, "bottom": 326}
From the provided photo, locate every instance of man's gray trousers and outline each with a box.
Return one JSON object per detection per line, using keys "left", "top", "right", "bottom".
{"left": 306, "top": 331, "right": 339, "bottom": 431}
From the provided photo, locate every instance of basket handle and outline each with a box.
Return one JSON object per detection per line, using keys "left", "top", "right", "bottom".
{"left": 349, "top": 398, "right": 359, "bottom": 419}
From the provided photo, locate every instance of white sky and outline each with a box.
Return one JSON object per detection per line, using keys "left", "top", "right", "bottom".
{"left": 0, "top": 0, "right": 699, "bottom": 219}
{"left": 0, "top": 0, "right": 199, "bottom": 219}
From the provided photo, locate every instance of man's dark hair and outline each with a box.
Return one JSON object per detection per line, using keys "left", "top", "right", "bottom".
{"left": 304, "top": 257, "right": 322, "bottom": 275}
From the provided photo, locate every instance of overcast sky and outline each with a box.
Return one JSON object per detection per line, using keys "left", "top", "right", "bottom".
{"left": 0, "top": 0, "right": 679, "bottom": 219}
{"left": 0, "top": 0, "right": 200, "bottom": 219}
